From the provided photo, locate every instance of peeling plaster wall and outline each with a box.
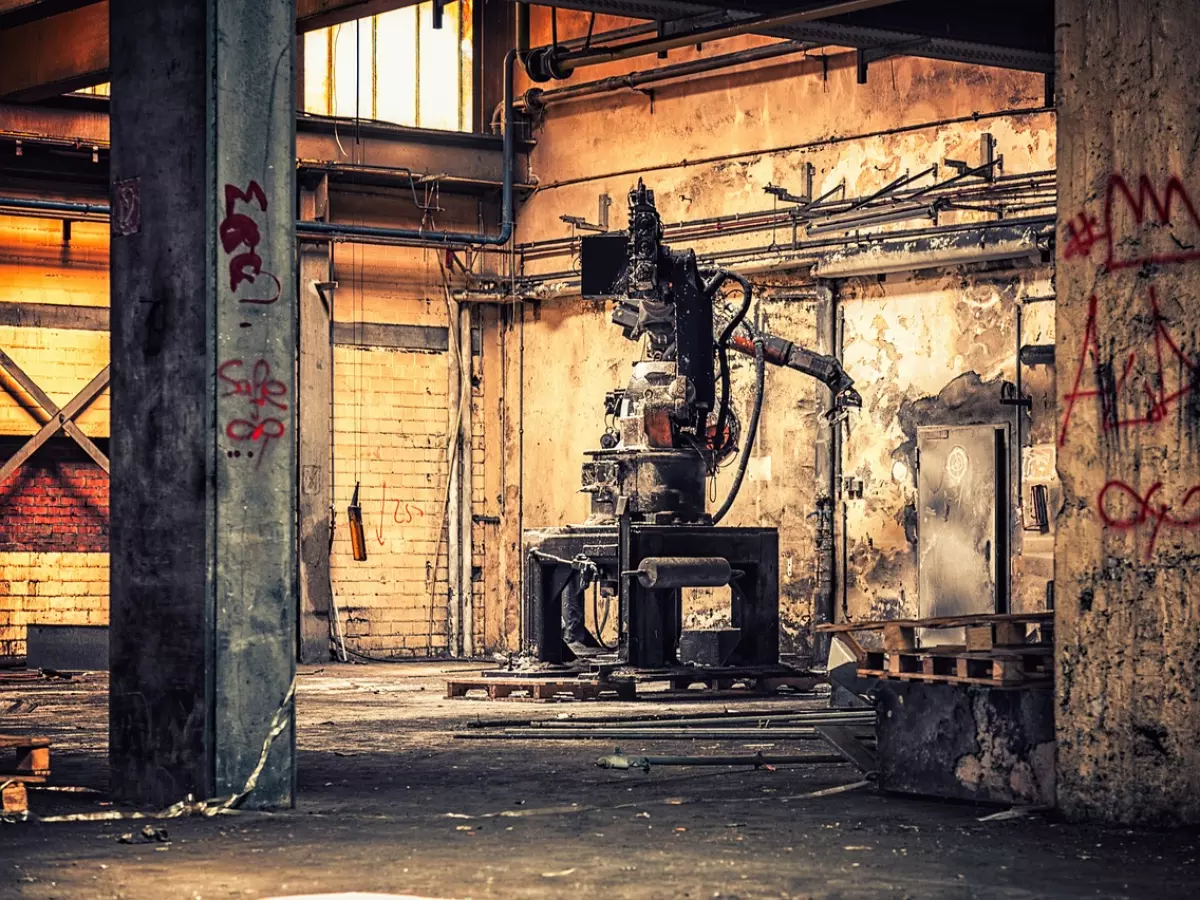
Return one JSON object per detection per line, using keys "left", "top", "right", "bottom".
{"left": 1055, "top": 0, "right": 1200, "bottom": 824}
{"left": 501, "top": 8, "right": 1057, "bottom": 657}
{"left": 840, "top": 264, "right": 1056, "bottom": 626}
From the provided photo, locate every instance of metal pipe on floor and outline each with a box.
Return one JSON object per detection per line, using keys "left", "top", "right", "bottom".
{"left": 597, "top": 751, "right": 847, "bottom": 770}
{"left": 456, "top": 728, "right": 874, "bottom": 741}
{"left": 525, "top": 712, "right": 876, "bottom": 729}
{"left": 465, "top": 703, "right": 833, "bottom": 729}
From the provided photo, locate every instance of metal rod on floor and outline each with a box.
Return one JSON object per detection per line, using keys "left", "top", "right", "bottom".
{"left": 465, "top": 702, "right": 846, "bottom": 729}
{"left": 456, "top": 728, "right": 874, "bottom": 741}
{"left": 597, "top": 751, "right": 847, "bottom": 771}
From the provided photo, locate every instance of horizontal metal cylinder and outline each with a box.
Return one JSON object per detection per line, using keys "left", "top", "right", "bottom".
{"left": 633, "top": 557, "right": 732, "bottom": 589}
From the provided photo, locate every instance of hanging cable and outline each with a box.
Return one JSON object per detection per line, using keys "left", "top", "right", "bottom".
{"left": 713, "top": 337, "right": 766, "bottom": 524}
{"left": 707, "top": 270, "right": 754, "bottom": 462}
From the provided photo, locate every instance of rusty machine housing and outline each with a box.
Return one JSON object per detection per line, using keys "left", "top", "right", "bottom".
{"left": 523, "top": 180, "right": 860, "bottom": 671}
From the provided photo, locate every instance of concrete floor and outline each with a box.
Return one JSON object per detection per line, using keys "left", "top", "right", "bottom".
{"left": 1, "top": 664, "right": 1198, "bottom": 900}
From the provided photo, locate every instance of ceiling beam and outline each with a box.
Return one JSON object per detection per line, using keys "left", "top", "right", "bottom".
{"left": 0, "top": 0, "right": 99, "bottom": 29}
{"left": 0, "top": 2, "right": 108, "bottom": 102}
{"left": 0, "top": 0, "right": 425, "bottom": 103}
{"left": 295, "top": 0, "right": 422, "bottom": 32}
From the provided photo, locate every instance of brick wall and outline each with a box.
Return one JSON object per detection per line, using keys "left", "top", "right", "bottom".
{"left": 330, "top": 343, "right": 453, "bottom": 657}
{"left": 0, "top": 438, "right": 109, "bottom": 553}
{"left": 1, "top": 214, "right": 112, "bottom": 659}
{"left": 0, "top": 551, "right": 109, "bottom": 658}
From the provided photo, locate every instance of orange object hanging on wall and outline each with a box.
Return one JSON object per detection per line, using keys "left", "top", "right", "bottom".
{"left": 347, "top": 481, "right": 367, "bottom": 562}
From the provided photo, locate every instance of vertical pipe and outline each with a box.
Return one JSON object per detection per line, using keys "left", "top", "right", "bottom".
{"left": 447, "top": 299, "right": 462, "bottom": 656}
{"left": 460, "top": 304, "right": 475, "bottom": 657}
{"left": 812, "top": 279, "right": 838, "bottom": 664}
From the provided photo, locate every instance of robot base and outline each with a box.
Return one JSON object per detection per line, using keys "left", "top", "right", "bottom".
{"left": 523, "top": 522, "right": 779, "bottom": 671}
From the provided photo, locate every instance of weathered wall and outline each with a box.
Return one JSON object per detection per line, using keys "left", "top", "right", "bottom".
{"left": 0, "top": 213, "right": 110, "bottom": 658}
{"left": 1055, "top": 0, "right": 1200, "bottom": 824}
{"left": 840, "top": 263, "right": 1056, "bottom": 626}
{"left": 502, "top": 8, "right": 1057, "bottom": 656}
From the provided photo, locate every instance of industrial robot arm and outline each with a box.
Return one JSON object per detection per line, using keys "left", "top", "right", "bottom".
{"left": 613, "top": 298, "right": 863, "bottom": 413}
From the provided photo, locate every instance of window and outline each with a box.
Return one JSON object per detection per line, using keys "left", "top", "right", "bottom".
{"left": 303, "top": 1, "right": 475, "bottom": 132}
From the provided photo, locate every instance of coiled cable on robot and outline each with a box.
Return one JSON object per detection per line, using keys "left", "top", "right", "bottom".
{"left": 708, "top": 270, "right": 755, "bottom": 462}
{"left": 713, "top": 335, "right": 766, "bottom": 525}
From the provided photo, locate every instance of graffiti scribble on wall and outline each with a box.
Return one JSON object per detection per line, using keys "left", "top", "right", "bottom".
{"left": 1062, "top": 171, "right": 1200, "bottom": 558}
{"left": 1058, "top": 286, "right": 1199, "bottom": 447}
{"left": 1097, "top": 480, "right": 1200, "bottom": 559}
{"left": 1063, "top": 174, "right": 1200, "bottom": 270}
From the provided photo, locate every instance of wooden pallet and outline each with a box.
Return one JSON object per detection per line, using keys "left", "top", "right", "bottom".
{"left": 609, "top": 666, "right": 820, "bottom": 695}
{"left": 857, "top": 645, "right": 1052, "bottom": 687}
{"left": 660, "top": 673, "right": 819, "bottom": 693}
{"left": 0, "top": 734, "right": 50, "bottom": 784}
{"left": 446, "top": 676, "right": 636, "bottom": 702}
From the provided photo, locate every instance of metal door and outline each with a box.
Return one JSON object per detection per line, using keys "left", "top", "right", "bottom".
{"left": 917, "top": 424, "right": 1009, "bottom": 646}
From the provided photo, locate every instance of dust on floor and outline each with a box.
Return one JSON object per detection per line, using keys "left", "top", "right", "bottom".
{"left": 1, "top": 663, "right": 1198, "bottom": 899}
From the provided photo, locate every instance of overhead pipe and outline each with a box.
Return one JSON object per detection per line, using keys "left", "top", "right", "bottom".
{"left": 0, "top": 51, "right": 519, "bottom": 250}
{"left": 523, "top": 0, "right": 903, "bottom": 81}
{"left": 519, "top": 40, "right": 819, "bottom": 114}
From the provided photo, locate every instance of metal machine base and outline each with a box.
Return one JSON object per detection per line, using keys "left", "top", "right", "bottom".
{"left": 523, "top": 523, "right": 779, "bottom": 670}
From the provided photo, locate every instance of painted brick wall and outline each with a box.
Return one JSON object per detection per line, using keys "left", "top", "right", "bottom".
{"left": 0, "top": 438, "right": 109, "bottom": 553}
{"left": 0, "top": 551, "right": 109, "bottom": 658}
{"left": 331, "top": 343, "right": 453, "bottom": 657}
{"left": 1, "top": 214, "right": 112, "bottom": 659}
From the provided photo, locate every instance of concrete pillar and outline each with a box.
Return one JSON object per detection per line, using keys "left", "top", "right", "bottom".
{"left": 1056, "top": 0, "right": 1200, "bottom": 824}
{"left": 108, "top": 0, "right": 296, "bottom": 808}
{"left": 298, "top": 177, "right": 334, "bottom": 664}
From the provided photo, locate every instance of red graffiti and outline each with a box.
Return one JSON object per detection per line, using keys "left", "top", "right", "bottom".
{"left": 1098, "top": 480, "right": 1200, "bottom": 558}
{"left": 374, "top": 482, "right": 426, "bottom": 544}
{"left": 1058, "top": 286, "right": 1199, "bottom": 447}
{"left": 1063, "top": 174, "right": 1200, "bottom": 270}
{"left": 219, "top": 180, "right": 281, "bottom": 305}
{"left": 394, "top": 502, "right": 425, "bottom": 525}
{"left": 218, "top": 358, "right": 288, "bottom": 462}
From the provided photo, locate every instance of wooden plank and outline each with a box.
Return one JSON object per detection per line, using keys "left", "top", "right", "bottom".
{"left": 0, "top": 735, "right": 50, "bottom": 749}
{"left": 882, "top": 622, "right": 916, "bottom": 652}
{"left": 0, "top": 302, "right": 109, "bottom": 332}
{"left": 816, "top": 611, "right": 1054, "bottom": 634}
{"left": 857, "top": 667, "right": 1050, "bottom": 689}
{"left": 1, "top": 781, "right": 27, "bottom": 814}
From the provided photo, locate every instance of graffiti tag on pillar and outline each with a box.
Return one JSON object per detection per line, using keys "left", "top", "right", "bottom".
{"left": 218, "top": 358, "right": 288, "bottom": 463}
{"left": 1063, "top": 174, "right": 1200, "bottom": 270}
{"left": 219, "top": 180, "right": 281, "bottom": 305}
{"left": 1058, "top": 287, "right": 1199, "bottom": 447}
{"left": 1097, "top": 480, "right": 1200, "bottom": 559}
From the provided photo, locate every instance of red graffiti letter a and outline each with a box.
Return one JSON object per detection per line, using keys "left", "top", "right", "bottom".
{"left": 1059, "top": 294, "right": 1105, "bottom": 448}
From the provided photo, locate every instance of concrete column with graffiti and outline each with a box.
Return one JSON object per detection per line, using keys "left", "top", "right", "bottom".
{"left": 109, "top": 0, "right": 296, "bottom": 808}
{"left": 1055, "top": 0, "right": 1200, "bottom": 824}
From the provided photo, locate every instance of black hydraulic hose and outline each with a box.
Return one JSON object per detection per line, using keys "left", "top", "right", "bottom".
{"left": 711, "top": 270, "right": 754, "bottom": 459}
{"left": 713, "top": 337, "right": 766, "bottom": 524}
